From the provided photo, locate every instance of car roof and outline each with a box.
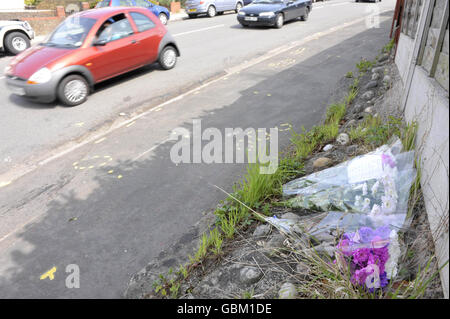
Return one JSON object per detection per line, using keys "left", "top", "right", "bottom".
{"left": 75, "top": 6, "right": 148, "bottom": 20}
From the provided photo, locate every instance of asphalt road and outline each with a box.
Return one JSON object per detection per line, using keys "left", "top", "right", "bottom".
{"left": 0, "top": 0, "right": 396, "bottom": 298}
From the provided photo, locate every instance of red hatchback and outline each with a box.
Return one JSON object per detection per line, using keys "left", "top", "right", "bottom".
{"left": 5, "top": 7, "right": 180, "bottom": 106}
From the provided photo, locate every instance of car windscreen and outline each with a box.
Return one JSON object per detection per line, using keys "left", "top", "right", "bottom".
{"left": 44, "top": 17, "right": 97, "bottom": 48}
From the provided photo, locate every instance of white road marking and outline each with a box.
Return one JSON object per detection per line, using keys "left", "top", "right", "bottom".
{"left": 173, "top": 24, "right": 225, "bottom": 37}
{"left": 132, "top": 137, "right": 171, "bottom": 162}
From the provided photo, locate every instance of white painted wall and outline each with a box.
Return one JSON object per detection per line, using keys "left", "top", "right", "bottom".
{"left": 403, "top": 66, "right": 449, "bottom": 298}
{"left": 0, "top": 0, "right": 24, "bottom": 10}
{"left": 395, "top": 0, "right": 449, "bottom": 299}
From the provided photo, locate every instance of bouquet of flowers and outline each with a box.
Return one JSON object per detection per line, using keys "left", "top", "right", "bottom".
{"left": 282, "top": 138, "right": 416, "bottom": 230}
{"left": 335, "top": 226, "right": 402, "bottom": 291}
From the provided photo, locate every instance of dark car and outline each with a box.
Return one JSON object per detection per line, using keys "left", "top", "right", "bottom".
{"left": 237, "top": 0, "right": 311, "bottom": 28}
{"left": 5, "top": 7, "right": 180, "bottom": 106}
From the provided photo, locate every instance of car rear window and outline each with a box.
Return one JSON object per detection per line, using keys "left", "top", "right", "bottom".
{"left": 130, "top": 12, "right": 155, "bottom": 32}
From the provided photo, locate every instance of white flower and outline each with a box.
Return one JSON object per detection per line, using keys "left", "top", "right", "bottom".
{"left": 385, "top": 230, "right": 401, "bottom": 279}
{"left": 369, "top": 204, "right": 384, "bottom": 224}
{"left": 354, "top": 195, "right": 362, "bottom": 207}
{"left": 381, "top": 195, "right": 397, "bottom": 214}
{"left": 371, "top": 180, "right": 380, "bottom": 196}
{"left": 362, "top": 198, "right": 371, "bottom": 212}
{"left": 362, "top": 183, "right": 368, "bottom": 196}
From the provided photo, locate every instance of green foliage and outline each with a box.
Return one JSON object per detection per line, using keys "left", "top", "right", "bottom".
{"left": 383, "top": 38, "right": 395, "bottom": 54}
{"left": 345, "top": 71, "right": 353, "bottom": 78}
{"left": 356, "top": 58, "right": 374, "bottom": 74}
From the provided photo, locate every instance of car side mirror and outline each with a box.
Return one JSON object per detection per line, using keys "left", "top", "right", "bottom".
{"left": 94, "top": 39, "right": 107, "bottom": 46}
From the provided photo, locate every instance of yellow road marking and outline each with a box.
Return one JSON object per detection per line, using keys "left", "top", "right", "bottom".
{"left": 40, "top": 267, "right": 57, "bottom": 280}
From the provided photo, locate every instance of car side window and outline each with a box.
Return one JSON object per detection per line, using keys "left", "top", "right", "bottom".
{"left": 120, "top": 0, "right": 134, "bottom": 6}
{"left": 135, "top": 0, "right": 151, "bottom": 7}
{"left": 95, "top": 14, "right": 134, "bottom": 44}
{"left": 130, "top": 12, "right": 155, "bottom": 32}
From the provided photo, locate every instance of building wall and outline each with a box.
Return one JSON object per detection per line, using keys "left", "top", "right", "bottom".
{"left": 0, "top": 0, "right": 24, "bottom": 10}
{"left": 395, "top": 0, "right": 449, "bottom": 298}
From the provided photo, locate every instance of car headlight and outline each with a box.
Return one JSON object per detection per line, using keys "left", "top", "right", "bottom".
{"left": 259, "top": 12, "right": 275, "bottom": 17}
{"left": 238, "top": 11, "right": 246, "bottom": 15}
{"left": 4, "top": 65, "right": 13, "bottom": 75}
{"left": 27, "top": 67, "right": 52, "bottom": 84}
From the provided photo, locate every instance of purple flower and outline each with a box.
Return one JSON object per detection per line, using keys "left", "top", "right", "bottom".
{"left": 358, "top": 227, "right": 375, "bottom": 243}
{"left": 352, "top": 248, "right": 371, "bottom": 266}
{"left": 381, "top": 154, "right": 396, "bottom": 168}
{"left": 337, "top": 239, "right": 353, "bottom": 256}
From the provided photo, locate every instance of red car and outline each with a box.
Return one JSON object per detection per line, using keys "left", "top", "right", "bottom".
{"left": 5, "top": 7, "right": 180, "bottom": 106}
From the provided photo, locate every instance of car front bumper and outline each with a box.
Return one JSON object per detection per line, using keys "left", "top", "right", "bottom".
{"left": 5, "top": 75, "right": 57, "bottom": 103}
{"left": 237, "top": 15, "right": 277, "bottom": 26}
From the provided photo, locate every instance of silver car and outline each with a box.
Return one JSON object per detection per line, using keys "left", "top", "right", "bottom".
{"left": 0, "top": 20, "right": 35, "bottom": 55}
{"left": 185, "top": 0, "right": 244, "bottom": 18}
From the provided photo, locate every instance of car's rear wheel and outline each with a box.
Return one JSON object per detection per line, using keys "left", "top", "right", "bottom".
{"left": 159, "top": 46, "right": 177, "bottom": 70}
{"left": 159, "top": 13, "right": 168, "bottom": 25}
{"left": 274, "top": 13, "right": 284, "bottom": 29}
{"left": 58, "top": 75, "right": 89, "bottom": 107}
{"left": 4, "top": 32, "right": 30, "bottom": 55}
{"left": 301, "top": 7, "right": 309, "bottom": 21}
{"left": 207, "top": 5, "right": 216, "bottom": 17}
{"left": 235, "top": 2, "right": 243, "bottom": 13}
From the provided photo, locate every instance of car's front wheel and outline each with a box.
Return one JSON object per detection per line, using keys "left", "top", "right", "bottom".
{"left": 207, "top": 5, "right": 216, "bottom": 17}
{"left": 159, "top": 13, "right": 168, "bottom": 25}
{"left": 4, "top": 32, "right": 30, "bottom": 55}
{"left": 159, "top": 46, "right": 177, "bottom": 70}
{"left": 58, "top": 74, "right": 89, "bottom": 107}
{"left": 274, "top": 13, "right": 284, "bottom": 29}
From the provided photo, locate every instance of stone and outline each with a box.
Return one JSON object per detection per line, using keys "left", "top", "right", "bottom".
{"left": 364, "top": 80, "right": 378, "bottom": 90}
{"left": 361, "top": 90, "right": 374, "bottom": 100}
{"left": 313, "top": 157, "right": 332, "bottom": 168}
{"left": 371, "top": 66, "right": 384, "bottom": 73}
{"left": 353, "top": 104, "right": 364, "bottom": 113}
{"left": 239, "top": 267, "right": 263, "bottom": 285}
{"left": 296, "top": 263, "right": 311, "bottom": 280}
{"left": 314, "top": 243, "right": 335, "bottom": 258}
{"left": 378, "top": 54, "right": 389, "bottom": 62}
{"left": 364, "top": 107, "right": 373, "bottom": 113}
{"left": 343, "top": 119, "right": 357, "bottom": 130}
{"left": 323, "top": 144, "right": 334, "bottom": 151}
{"left": 336, "top": 133, "right": 350, "bottom": 146}
{"left": 346, "top": 145, "right": 358, "bottom": 155}
{"left": 312, "top": 232, "right": 335, "bottom": 243}
{"left": 383, "top": 75, "right": 391, "bottom": 84}
{"left": 281, "top": 212, "right": 301, "bottom": 221}
{"left": 278, "top": 282, "right": 298, "bottom": 299}
{"left": 264, "top": 233, "right": 286, "bottom": 256}
{"left": 371, "top": 72, "right": 380, "bottom": 81}
{"left": 253, "top": 224, "right": 271, "bottom": 238}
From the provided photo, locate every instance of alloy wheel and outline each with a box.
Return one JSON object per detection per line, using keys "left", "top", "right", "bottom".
{"left": 64, "top": 79, "right": 88, "bottom": 104}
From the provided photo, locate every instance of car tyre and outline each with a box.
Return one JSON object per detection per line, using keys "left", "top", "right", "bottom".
{"left": 159, "top": 13, "right": 168, "bottom": 25}
{"left": 274, "top": 13, "right": 284, "bottom": 29}
{"left": 207, "top": 5, "right": 216, "bottom": 17}
{"left": 301, "top": 7, "right": 309, "bottom": 21}
{"left": 58, "top": 74, "right": 89, "bottom": 107}
{"left": 4, "top": 32, "right": 30, "bottom": 55}
{"left": 240, "top": 23, "right": 249, "bottom": 28}
{"left": 235, "top": 2, "right": 243, "bottom": 13}
{"left": 159, "top": 46, "right": 177, "bottom": 70}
